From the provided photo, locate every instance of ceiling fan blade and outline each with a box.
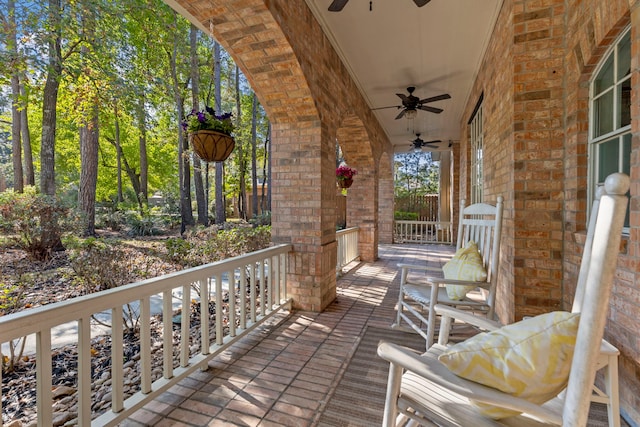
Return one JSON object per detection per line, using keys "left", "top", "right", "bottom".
{"left": 372, "top": 105, "right": 402, "bottom": 111}
{"left": 423, "top": 139, "right": 442, "bottom": 145}
{"left": 418, "top": 105, "right": 444, "bottom": 114}
{"left": 395, "top": 110, "right": 407, "bottom": 120}
{"left": 419, "top": 93, "right": 451, "bottom": 104}
{"left": 328, "top": 0, "right": 349, "bottom": 11}
{"left": 396, "top": 93, "right": 409, "bottom": 102}
{"left": 413, "top": 0, "right": 431, "bottom": 6}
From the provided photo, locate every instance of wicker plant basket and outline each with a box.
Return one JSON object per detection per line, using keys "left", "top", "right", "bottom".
{"left": 190, "top": 130, "right": 235, "bottom": 162}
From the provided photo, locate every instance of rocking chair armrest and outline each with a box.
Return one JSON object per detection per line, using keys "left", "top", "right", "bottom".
{"left": 397, "top": 263, "right": 442, "bottom": 274}
{"left": 377, "top": 341, "right": 563, "bottom": 425}
{"left": 434, "top": 304, "right": 501, "bottom": 331}
{"left": 428, "top": 277, "right": 490, "bottom": 290}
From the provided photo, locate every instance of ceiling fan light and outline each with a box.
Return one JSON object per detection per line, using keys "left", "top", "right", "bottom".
{"left": 405, "top": 109, "right": 418, "bottom": 120}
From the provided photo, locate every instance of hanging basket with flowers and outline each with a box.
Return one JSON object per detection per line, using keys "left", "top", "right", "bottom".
{"left": 183, "top": 107, "right": 235, "bottom": 162}
{"left": 336, "top": 165, "right": 358, "bottom": 188}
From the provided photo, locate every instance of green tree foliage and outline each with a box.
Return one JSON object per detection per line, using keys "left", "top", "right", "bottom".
{"left": 0, "top": 0, "right": 271, "bottom": 229}
{"left": 394, "top": 151, "right": 440, "bottom": 197}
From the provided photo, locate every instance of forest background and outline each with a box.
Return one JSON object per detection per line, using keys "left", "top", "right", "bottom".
{"left": 0, "top": 0, "right": 439, "bottom": 244}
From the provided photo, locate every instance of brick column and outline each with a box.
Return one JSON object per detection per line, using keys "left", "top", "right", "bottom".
{"left": 271, "top": 123, "right": 337, "bottom": 311}
{"left": 347, "top": 168, "right": 378, "bottom": 261}
{"left": 378, "top": 152, "right": 395, "bottom": 244}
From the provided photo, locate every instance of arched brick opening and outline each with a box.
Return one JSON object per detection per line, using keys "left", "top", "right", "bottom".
{"left": 165, "top": 0, "right": 392, "bottom": 311}
{"left": 336, "top": 115, "right": 378, "bottom": 261}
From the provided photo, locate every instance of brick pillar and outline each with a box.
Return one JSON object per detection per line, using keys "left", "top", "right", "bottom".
{"left": 347, "top": 168, "right": 378, "bottom": 261}
{"left": 271, "top": 123, "right": 337, "bottom": 311}
{"left": 378, "top": 152, "right": 395, "bottom": 244}
{"left": 511, "top": 0, "right": 566, "bottom": 318}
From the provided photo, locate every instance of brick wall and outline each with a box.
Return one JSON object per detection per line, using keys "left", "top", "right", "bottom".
{"left": 562, "top": 0, "right": 640, "bottom": 421}
{"left": 465, "top": 0, "right": 640, "bottom": 422}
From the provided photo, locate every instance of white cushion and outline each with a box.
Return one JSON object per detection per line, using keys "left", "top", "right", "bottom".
{"left": 438, "top": 311, "right": 580, "bottom": 419}
{"left": 442, "top": 241, "right": 487, "bottom": 300}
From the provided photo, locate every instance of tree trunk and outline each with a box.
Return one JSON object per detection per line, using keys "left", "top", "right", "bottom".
{"left": 169, "top": 12, "right": 194, "bottom": 232}
{"left": 234, "top": 65, "right": 247, "bottom": 220}
{"left": 190, "top": 25, "right": 207, "bottom": 226}
{"left": 263, "top": 122, "right": 272, "bottom": 213}
{"left": 20, "top": 81, "right": 35, "bottom": 186}
{"left": 78, "top": 4, "right": 99, "bottom": 236}
{"left": 79, "top": 104, "right": 99, "bottom": 236}
{"left": 214, "top": 41, "right": 226, "bottom": 224}
{"left": 41, "top": 0, "right": 62, "bottom": 198}
{"left": 137, "top": 98, "right": 148, "bottom": 203}
{"left": 9, "top": 0, "right": 23, "bottom": 192}
{"left": 115, "top": 106, "right": 123, "bottom": 203}
{"left": 251, "top": 92, "right": 258, "bottom": 218}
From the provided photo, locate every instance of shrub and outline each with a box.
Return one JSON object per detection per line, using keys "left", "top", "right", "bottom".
{"left": 125, "top": 212, "right": 160, "bottom": 236}
{"left": 68, "top": 240, "right": 161, "bottom": 332}
{"left": 166, "top": 225, "right": 271, "bottom": 267}
{"left": 0, "top": 187, "right": 76, "bottom": 260}
{"left": 394, "top": 211, "right": 419, "bottom": 220}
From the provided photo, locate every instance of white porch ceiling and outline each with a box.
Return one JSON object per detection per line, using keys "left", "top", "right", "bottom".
{"left": 304, "top": 0, "right": 503, "bottom": 152}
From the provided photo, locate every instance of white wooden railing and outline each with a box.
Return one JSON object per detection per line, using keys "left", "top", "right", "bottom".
{"left": 394, "top": 220, "right": 453, "bottom": 244}
{"left": 336, "top": 226, "right": 360, "bottom": 273}
{"left": 0, "top": 244, "right": 293, "bottom": 426}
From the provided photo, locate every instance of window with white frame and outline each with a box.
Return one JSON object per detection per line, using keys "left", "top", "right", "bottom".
{"left": 469, "top": 98, "right": 483, "bottom": 204}
{"left": 589, "top": 28, "right": 631, "bottom": 229}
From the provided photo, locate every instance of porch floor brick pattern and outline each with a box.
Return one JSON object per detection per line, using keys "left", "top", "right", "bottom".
{"left": 119, "top": 244, "right": 619, "bottom": 427}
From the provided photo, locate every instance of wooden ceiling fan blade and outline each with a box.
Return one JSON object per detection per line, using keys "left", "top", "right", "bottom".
{"left": 419, "top": 105, "right": 443, "bottom": 114}
{"left": 395, "top": 110, "right": 407, "bottom": 120}
{"left": 328, "top": 0, "right": 349, "bottom": 11}
{"left": 413, "top": 0, "right": 431, "bottom": 6}
{"left": 419, "top": 93, "right": 451, "bottom": 103}
{"left": 423, "top": 139, "right": 442, "bottom": 145}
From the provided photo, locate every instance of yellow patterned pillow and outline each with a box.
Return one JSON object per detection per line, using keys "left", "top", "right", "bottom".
{"left": 438, "top": 311, "right": 580, "bottom": 419}
{"left": 442, "top": 241, "right": 487, "bottom": 300}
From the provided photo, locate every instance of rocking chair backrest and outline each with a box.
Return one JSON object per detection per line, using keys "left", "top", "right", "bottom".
{"left": 457, "top": 196, "right": 504, "bottom": 316}
{"left": 563, "top": 173, "right": 629, "bottom": 426}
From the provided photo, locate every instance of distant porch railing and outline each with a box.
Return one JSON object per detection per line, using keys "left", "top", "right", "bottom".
{"left": 0, "top": 244, "right": 293, "bottom": 427}
{"left": 336, "top": 226, "right": 359, "bottom": 273}
{"left": 394, "top": 220, "right": 453, "bottom": 244}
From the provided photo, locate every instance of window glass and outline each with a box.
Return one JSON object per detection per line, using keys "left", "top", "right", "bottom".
{"left": 597, "top": 138, "right": 619, "bottom": 182}
{"left": 617, "top": 32, "right": 631, "bottom": 80}
{"left": 593, "top": 90, "right": 614, "bottom": 137}
{"left": 618, "top": 78, "right": 631, "bottom": 128}
{"left": 594, "top": 55, "right": 614, "bottom": 95}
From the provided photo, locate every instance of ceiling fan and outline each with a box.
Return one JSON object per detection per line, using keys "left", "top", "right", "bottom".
{"left": 373, "top": 87, "right": 451, "bottom": 120}
{"left": 329, "top": 0, "right": 431, "bottom": 12}
{"left": 410, "top": 133, "right": 441, "bottom": 150}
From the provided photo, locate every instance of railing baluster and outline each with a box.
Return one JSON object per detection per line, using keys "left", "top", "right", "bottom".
{"left": 259, "top": 260, "right": 266, "bottom": 316}
{"left": 250, "top": 263, "right": 256, "bottom": 322}
{"left": 200, "top": 278, "right": 210, "bottom": 353}
{"left": 111, "top": 306, "right": 124, "bottom": 413}
{"left": 140, "top": 297, "right": 151, "bottom": 394}
{"left": 162, "top": 290, "right": 173, "bottom": 379}
{"left": 215, "top": 272, "right": 223, "bottom": 345}
{"left": 180, "top": 284, "right": 190, "bottom": 368}
{"left": 239, "top": 266, "right": 247, "bottom": 329}
{"left": 78, "top": 316, "right": 92, "bottom": 424}
{"left": 228, "top": 270, "right": 236, "bottom": 337}
{"left": 36, "top": 330, "right": 53, "bottom": 427}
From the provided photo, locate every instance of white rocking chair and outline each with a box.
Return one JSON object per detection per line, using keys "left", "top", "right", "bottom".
{"left": 393, "top": 196, "right": 504, "bottom": 349}
{"left": 378, "top": 173, "right": 629, "bottom": 427}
